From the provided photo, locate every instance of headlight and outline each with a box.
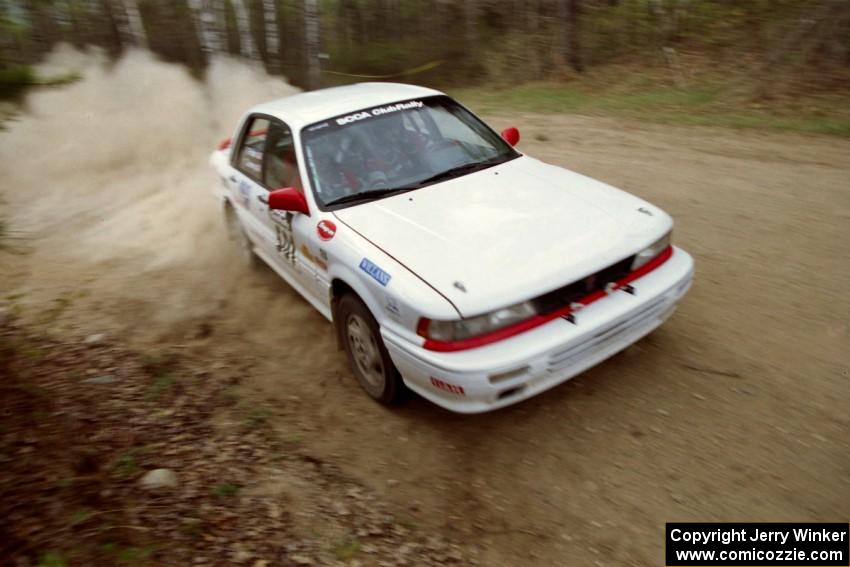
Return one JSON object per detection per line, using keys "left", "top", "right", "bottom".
{"left": 418, "top": 300, "right": 538, "bottom": 342}
{"left": 632, "top": 231, "right": 671, "bottom": 271}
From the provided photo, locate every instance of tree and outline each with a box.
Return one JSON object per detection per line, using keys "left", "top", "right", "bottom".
{"left": 222, "top": 0, "right": 241, "bottom": 56}
{"left": 303, "top": 0, "right": 320, "bottom": 89}
{"left": 262, "top": 0, "right": 279, "bottom": 71}
{"left": 119, "top": 0, "right": 147, "bottom": 48}
{"left": 230, "top": 0, "right": 257, "bottom": 59}
{"left": 560, "top": 0, "right": 583, "bottom": 72}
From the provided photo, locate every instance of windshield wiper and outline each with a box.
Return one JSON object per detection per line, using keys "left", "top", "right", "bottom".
{"left": 324, "top": 187, "right": 415, "bottom": 207}
{"left": 408, "top": 154, "right": 513, "bottom": 188}
{"left": 324, "top": 155, "right": 515, "bottom": 208}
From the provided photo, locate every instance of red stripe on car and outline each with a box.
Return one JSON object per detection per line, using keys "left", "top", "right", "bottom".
{"left": 422, "top": 246, "right": 675, "bottom": 352}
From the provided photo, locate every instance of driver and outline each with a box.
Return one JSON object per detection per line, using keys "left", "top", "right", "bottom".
{"left": 311, "top": 150, "right": 359, "bottom": 203}
{"left": 365, "top": 112, "right": 426, "bottom": 179}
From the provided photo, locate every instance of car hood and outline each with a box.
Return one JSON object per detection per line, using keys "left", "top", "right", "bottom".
{"left": 333, "top": 156, "right": 672, "bottom": 317}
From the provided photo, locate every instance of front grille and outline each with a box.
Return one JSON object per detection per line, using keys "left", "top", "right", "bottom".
{"left": 532, "top": 255, "right": 635, "bottom": 315}
{"left": 547, "top": 293, "right": 672, "bottom": 372}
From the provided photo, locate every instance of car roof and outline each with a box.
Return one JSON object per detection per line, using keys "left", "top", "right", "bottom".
{"left": 251, "top": 82, "right": 444, "bottom": 130}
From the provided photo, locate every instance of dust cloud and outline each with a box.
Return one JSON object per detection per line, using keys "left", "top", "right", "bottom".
{"left": 1, "top": 46, "right": 300, "bottom": 335}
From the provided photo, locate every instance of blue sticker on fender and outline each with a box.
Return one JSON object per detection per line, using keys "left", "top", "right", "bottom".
{"left": 360, "top": 258, "right": 391, "bottom": 287}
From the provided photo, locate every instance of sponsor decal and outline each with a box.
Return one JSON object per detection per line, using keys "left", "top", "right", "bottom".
{"left": 359, "top": 258, "right": 391, "bottom": 287}
{"left": 335, "top": 100, "right": 424, "bottom": 126}
{"left": 307, "top": 122, "right": 329, "bottom": 132}
{"left": 430, "top": 377, "right": 465, "bottom": 396}
{"left": 317, "top": 220, "right": 336, "bottom": 241}
{"left": 299, "top": 245, "right": 328, "bottom": 271}
{"left": 272, "top": 211, "right": 295, "bottom": 264}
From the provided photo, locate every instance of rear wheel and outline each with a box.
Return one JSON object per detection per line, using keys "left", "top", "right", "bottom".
{"left": 338, "top": 294, "right": 404, "bottom": 405}
{"left": 224, "top": 205, "right": 260, "bottom": 268}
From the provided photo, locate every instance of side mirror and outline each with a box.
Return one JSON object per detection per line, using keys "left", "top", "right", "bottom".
{"left": 268, "top": 187, "right": 310, "bottom": 215}
{"left": 501, "top": 127, "right": 520, "bottom": 146}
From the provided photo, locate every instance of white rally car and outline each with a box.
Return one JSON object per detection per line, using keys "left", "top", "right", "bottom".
{"left": 210, "top": 83, "right": 694, "bottom": 414}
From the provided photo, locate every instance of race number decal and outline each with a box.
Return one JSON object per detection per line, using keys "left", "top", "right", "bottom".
{"left": 271, "top": 211, "right": 296, "bottom": 264}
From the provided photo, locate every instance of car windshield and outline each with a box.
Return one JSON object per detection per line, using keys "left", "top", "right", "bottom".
{"left": 301, "top": 95, "right": 519, "bottom": 210}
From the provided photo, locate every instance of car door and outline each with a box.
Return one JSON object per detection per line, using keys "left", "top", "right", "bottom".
{"left": 229, "top": 116, "right": 272, "bottom": 250}
{"left": 231, "top": 114, "right": 321, "bottom": 299}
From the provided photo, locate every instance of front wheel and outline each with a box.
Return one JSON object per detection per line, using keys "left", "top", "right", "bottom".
{"left": 338, "top": 294, "right": 404, "bottom": 405}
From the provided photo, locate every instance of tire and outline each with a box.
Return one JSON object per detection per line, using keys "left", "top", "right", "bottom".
{"left": 338, "top": 294, "right": 404, "bottom": 405}
{"left": 224, "top": 205, "right": 260, "bottom": 269}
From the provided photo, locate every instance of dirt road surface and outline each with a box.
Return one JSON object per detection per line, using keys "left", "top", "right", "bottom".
{"left": 2, "top": 49, "right": 848, "bottom": 566}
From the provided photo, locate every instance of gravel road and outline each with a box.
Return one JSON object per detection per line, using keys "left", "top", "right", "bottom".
{"left": 2, "top": 48, "right": 847, "bottom": 566}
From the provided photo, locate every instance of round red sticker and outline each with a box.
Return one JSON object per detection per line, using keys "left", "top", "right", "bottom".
{"left": 317, "top": 220, "right": 336, "bottom": 241}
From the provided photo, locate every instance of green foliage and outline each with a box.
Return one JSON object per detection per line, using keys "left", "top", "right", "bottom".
{"left": 332, "top": 539, "right": 362, "bottom": 561}
{"left": 2, "top": 0, "right": 846, "bottom": 96}
{"left": 178, "top": 517, "right": 204, "bottom": 538}
{"left": 454, "top": 78, "right": 850, "bottom": 137}
{"left": 0, "top": 64, "right": 38, "bottom": 100}
{"left": 146, "top": 374, "right": 176, "bottom": 401}
{"left": 117, "top": 545, "right": 156, "bottom": 564}
{"left": 0, "top": 65, "right": 37, "bottom": 85}
{"left": 112, "top": 451, "right": 141, "bottom": 478}
{"left": 243, "top": 406, "right": 272, "bottom": 430}
{"left": 455, "top": 82, "right": 719, "bottom": 115}
{"left": 210, "top": 483, "right": 240, "bottom": 497}
{"left": 0, "top": 9, "right": 29, "bottom": 34}
{"left": 0, "top": 64, "right": 81, "bottom": 101}
{"left": 69, "top": 509, "right": 96, "bottom": 527}
{"left": 328, "top": 40, "right": 411, "bottom": 78}
{"left": 36, "top": 552, "right": 68, "bottom": 567}
{"left": 140, "top": 351, "right": 180, "bottom": 378}
{"left": 142, "top": 351, "right": 180, "bottom": 400}
{"left": 100, "top": 543, "right": 156, "bottom": 565}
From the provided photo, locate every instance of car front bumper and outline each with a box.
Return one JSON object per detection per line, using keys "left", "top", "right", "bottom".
{"left": 382, "top": 246, "right": 694, "bottom": 414}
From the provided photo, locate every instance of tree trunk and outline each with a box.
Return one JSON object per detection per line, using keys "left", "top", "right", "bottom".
{"left": 222, "top": 0, "right": 241, "bottom": 56}
{"left": 189, "top": 0, "right": 222, "bottom": 53}
{"left": 560, "top": 0, "right": 584, "bottom": 72}
{"left": 463, "top": 0, "right": 477, "bottom": 49}
{"left": 120, "top": 0, "right": 147, "bottom": 48}
{"left": 97, "top": 0, "right": 125, "bottom": 56}
{"left": 304, "top": 0, "right": 320, "bottom": 89}
{"left": 231, "top": 0, "right": 258, "bottom": 59}
{"left": 263, "top": 0, "right": 279, "bottom": 71}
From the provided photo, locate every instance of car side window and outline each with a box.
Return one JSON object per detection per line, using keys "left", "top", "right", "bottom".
{"left": 235, "top": 117, "right": 270, "bottom": 180}
{"left": 263, "top": 120, "right": 303, "bottom": 192}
